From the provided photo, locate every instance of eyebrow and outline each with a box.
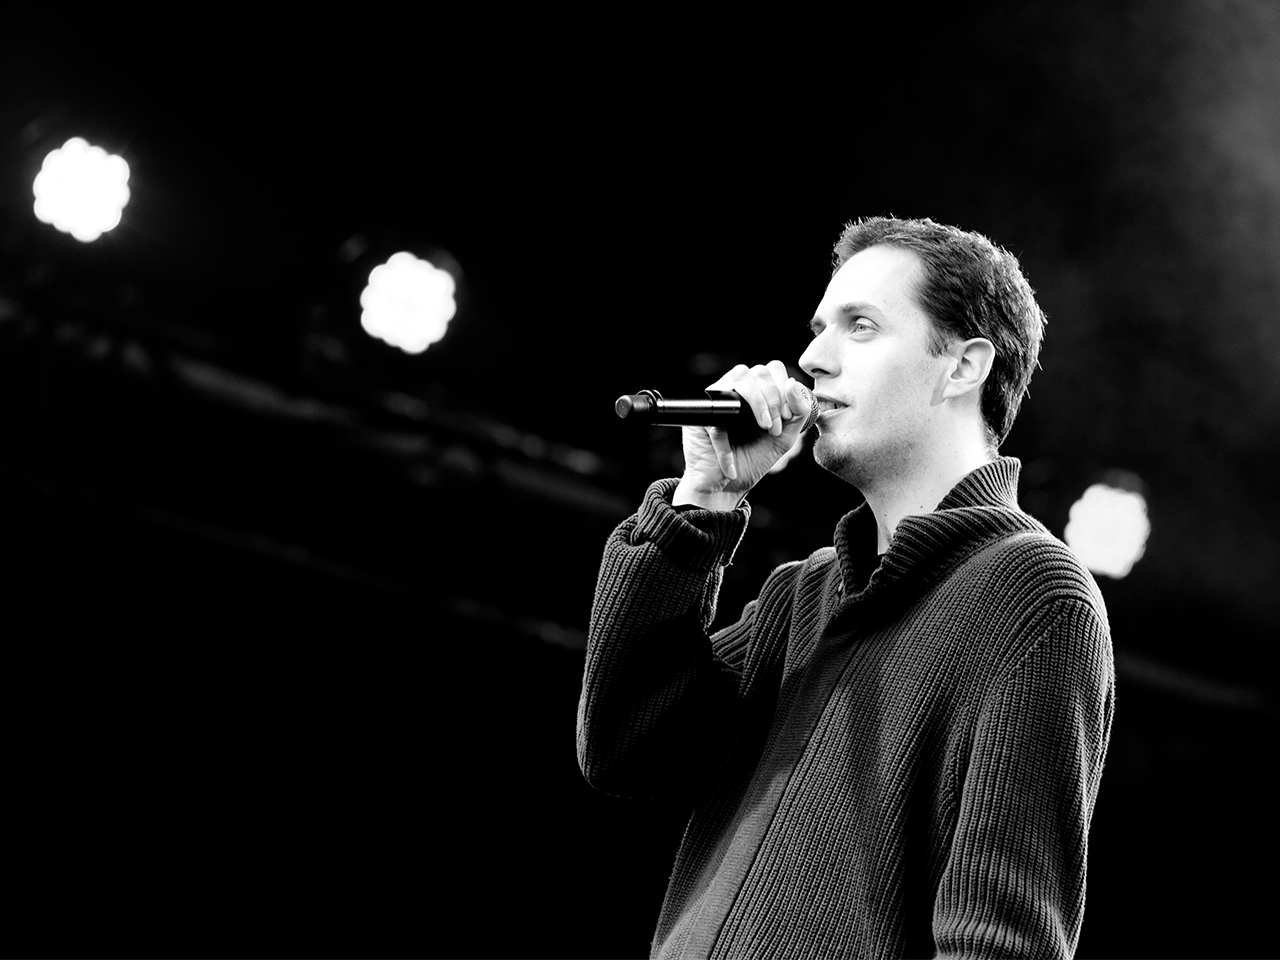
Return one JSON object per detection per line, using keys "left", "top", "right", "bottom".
{"left": 836, "top": 301, "right": 884, "bottom": 318}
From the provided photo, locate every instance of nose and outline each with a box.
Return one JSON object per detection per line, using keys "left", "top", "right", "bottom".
{"left": 799, "top": 326, "right": 836, "bottom": 381}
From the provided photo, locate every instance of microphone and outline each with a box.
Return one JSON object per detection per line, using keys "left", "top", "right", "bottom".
{"left": 615, "top": 386, "right": 820, "bottom": 434}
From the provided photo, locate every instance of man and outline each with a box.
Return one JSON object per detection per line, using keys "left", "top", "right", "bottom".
{"left": 577, "top": 216, "right": 1115, "bottom": 959}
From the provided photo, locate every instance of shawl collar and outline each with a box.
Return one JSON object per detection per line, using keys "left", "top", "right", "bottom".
{"left": 831, "top": 457, "right": 1045, "bottom": 611}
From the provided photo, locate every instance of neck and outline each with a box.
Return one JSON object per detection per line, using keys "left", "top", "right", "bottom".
{"left": 858, "top": 440, "right": 994, "bottom": 554}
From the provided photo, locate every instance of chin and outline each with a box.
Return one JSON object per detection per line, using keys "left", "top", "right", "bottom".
{"left": 812, "top": 433, "right": 866, "bottom": 487}
{"left": 814, "top": 429, "right": 908, "bottom": 491}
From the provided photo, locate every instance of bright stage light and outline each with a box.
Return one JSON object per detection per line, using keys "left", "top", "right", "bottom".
{"left": 359, "top": 252, "right": 457, "bottom": 354}
{"left": 33, "top": 137, "right": 131, "bottom": 242}
{"left": 1064, "top": 482, "right": 1151, "bottom": 579}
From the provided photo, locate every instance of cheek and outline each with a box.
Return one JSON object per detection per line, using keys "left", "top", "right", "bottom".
{"left": 895, "top": 350, "right": 946, "bottom": 398}
{"left": 867, "top": 358, "right": 942, "bottom": 428}
{"left": 867, "top": 354, "right": 928, "bottom": 399}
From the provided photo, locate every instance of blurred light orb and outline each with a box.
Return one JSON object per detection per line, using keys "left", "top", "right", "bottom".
{"left": 33, "top": 137, "right": 131, "bottom": 242}
{"left": 1064, "top": 482, "right": 1151, "bottom": 579}
{"left": 359, "top": 252, "right": 457, "bottom": 354}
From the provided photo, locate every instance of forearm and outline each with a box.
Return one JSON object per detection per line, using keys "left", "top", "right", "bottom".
{"left": 576, "top": 479, "right": 751, "bottom": 799}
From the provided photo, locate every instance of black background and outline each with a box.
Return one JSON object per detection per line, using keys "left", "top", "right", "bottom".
{"left": 4, "top": 3, "right": 1278, "bottom": 956}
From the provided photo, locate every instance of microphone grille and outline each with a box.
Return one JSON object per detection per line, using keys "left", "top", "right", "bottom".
{"left": 796, "top": 384, "right": 820, "bottom": 432}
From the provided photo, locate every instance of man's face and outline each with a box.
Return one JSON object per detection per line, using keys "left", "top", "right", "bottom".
{"left": 799, "top": 244, "right": 955, "bottom": 487}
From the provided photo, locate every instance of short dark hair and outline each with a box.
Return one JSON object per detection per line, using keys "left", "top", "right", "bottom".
{"left": 832, "top": 216, "right": 1046, "bottom": 448}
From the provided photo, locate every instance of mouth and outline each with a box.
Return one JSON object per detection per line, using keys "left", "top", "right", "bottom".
{"left": 814, "top": 395, "right": 847, "bottom": 414}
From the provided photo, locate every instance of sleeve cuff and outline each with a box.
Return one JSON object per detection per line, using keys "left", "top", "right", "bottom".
{"left": 632, "top": 478, "right": 752, "bottom": 571}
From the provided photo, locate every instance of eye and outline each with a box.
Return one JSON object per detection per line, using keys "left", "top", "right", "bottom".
{"left": 850, "top": 317, "right": 874, "bottom": 334}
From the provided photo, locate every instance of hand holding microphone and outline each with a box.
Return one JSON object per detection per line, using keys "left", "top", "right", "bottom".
{"left": 617, "top": 361, "right": 816, "bottom": 511}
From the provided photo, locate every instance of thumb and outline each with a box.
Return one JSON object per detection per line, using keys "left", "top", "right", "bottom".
{"left": 707, "top": 427, "right": 737, "bottom": 480}
{"left": 781, "top": 378, "right": 818, "bottom": 438}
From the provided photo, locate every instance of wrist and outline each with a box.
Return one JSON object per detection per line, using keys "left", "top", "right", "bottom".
{"left": 672, "top": 475, "right": 746, "bottom": 512}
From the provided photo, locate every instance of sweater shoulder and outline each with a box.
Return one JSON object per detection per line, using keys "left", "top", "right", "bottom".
{"left": 924, "top": 525, "right": 1114, "bottom": 733}
{"left": 955, "top": 523, "right": 1112, "bottom": 670}
{"left": 754, "top": 544, "right": 838, "bottom": 602}
{"left": 974, "top": 523, "right": 1105, "bottom": 609}
{"left": 721, "top": 545, "right": 836, "bottom": 654}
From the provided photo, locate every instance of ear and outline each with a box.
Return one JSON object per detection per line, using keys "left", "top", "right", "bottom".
{"left": 941, "top": 337, "right": 995, "bottom": 401}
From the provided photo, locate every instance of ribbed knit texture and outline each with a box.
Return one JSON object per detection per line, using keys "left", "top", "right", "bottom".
{"left": 577, "top": 459, "right": 1115, "bottom": 959}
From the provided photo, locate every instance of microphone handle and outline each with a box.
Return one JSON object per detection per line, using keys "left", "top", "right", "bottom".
{"left": 615, "top": 388, "right": 819, "bottom": 433}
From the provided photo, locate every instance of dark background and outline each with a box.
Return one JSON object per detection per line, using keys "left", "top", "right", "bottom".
{"left": 3, "top": 2, "right": 1277, "bottom": 956}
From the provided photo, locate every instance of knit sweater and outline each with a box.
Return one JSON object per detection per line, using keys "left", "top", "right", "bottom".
{"left": 577, "top": 459, "right": 1115, "bottom": 959}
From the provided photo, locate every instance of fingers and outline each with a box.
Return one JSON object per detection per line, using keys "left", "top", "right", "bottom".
{"left": 765, "top": 359, "right": 796, "bottom": 426}
{"left": 706, "top": 426, "right": 737, "bottom": 480}
{"left": 708, "top": 361, "right": 795, "bottom": 437}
